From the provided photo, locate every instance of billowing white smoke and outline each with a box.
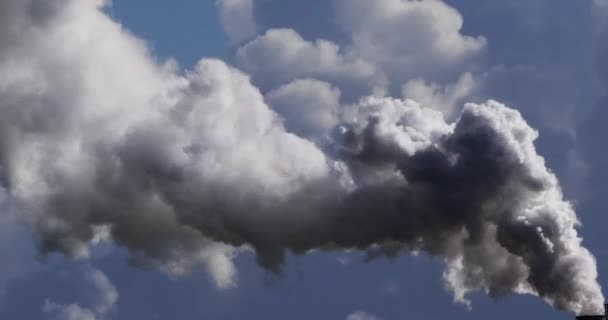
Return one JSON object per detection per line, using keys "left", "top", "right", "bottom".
{"left": 0, "top": 0, "right": 603, "bottom": 315}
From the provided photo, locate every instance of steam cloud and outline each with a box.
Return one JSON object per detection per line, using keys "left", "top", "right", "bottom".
{"left": 0, "top": 0, "right": 603, "bottom": 315}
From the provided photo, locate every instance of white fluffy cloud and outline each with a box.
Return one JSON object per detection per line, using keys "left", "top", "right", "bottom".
{"left": 267, "top": 79, "right": 341, "bottom": 140}
{"left": 402, "top": 72, "right": 477, "bottom": 117}
{"left": 0, "top": 0, "right": 604, "bottom": 316}
{"left": 334, "top": 0, "right": 486, "bottom": 86}
{"left": 234, "top": 0, "right": 485, "bottom": 110}
{"left": 236, "top": 28, "right": 382, "bottom": 95}
{"left": 216, "top": 0, "right": 257, "bottom": 44}
{"left": 0, "top": 0, "right": 329, "bottom": 288}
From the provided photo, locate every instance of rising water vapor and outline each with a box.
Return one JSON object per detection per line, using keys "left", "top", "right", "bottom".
{"left": 0, "top": 0, "right": 602, "bottom": 315}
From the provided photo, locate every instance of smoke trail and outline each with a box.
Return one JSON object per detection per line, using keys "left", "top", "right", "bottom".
{"left": 0, "top": 0, "right": 602, "bottom": 315}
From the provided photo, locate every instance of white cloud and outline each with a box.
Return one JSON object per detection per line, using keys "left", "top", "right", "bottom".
{"left": 267, "top": 79, "right": 341, "bottom": 140}
{"left": 0, "top": 0, "right": 331, "bottom": 288}
{"left": 1, "top": 0, "right": 604, "bottom": 315}
{"left": 43, "top": 302, "right": 97, "bottom": 320}
{"left": 402, "top": 72, "right": 477, "bottom": 117}
{"left": 236, "top": 28, "right": 382, "bottom": 94}
{"left": 334, "top": 0, "right": 486, "bottom": 88}
{"left": 86, "top": 269, "right": 118, "bottom": 316}
{"left": 234, "top": 0, "right": 485, "bottom": 107}
{"left": 216, "top": 0, "right": 257, "bottom": 44}
{"left": 347, "top": 310, "right": 383, "bottom": 320}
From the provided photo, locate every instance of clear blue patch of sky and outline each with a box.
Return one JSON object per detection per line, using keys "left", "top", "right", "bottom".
{"left": 0, "top": 248, "right": 574, "bottom": 320}
{"left": 105, "top": 0, "right": 228, "bottom": 69}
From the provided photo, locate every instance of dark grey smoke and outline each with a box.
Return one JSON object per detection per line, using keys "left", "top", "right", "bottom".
{"left": 0, "top": 0, "right": 603, "bottom": 315}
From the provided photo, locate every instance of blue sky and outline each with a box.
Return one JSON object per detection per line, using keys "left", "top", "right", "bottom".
{"left": 0, "top": 1, "right": 607, "bottom": 320}
{"left": 107, "top": 1, "right": 228, "bottom": 67}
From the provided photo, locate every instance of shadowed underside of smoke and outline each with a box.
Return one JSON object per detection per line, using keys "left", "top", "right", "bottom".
{"left": 25, "top": 95, "right": 603, "bottom": 314}
{"left": 0, "top": 0, "right": 603, "bottom": 316}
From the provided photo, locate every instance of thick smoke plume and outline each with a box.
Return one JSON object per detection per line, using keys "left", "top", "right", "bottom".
{"left": 0, "top": 0, "right": 603, "bottom": 315}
